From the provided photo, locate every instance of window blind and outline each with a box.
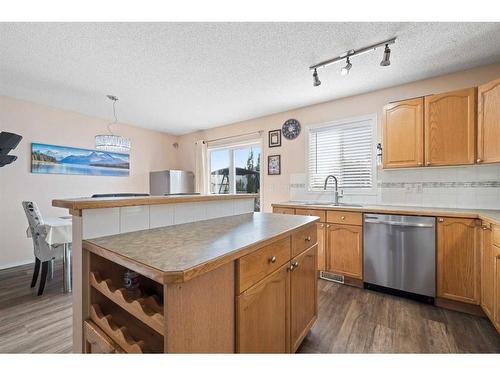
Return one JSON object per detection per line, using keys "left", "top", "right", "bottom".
{"left": 308, "top": 119, "right": 374, "bottom": 190}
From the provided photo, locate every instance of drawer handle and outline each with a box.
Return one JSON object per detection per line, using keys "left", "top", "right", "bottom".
{"left": 269, "top": 256, "right": 277, "bottom": 263}
{"left": 305, "top": 236, "right": 311, "bottom": 242}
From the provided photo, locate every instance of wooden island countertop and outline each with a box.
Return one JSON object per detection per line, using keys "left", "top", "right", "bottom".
{"left": 83, "top": 212, "right": 319, "bottom": 283}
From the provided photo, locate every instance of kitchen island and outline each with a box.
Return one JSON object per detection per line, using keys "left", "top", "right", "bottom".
{"left": 53, "top": 195, "right": 318, "bottom": 353}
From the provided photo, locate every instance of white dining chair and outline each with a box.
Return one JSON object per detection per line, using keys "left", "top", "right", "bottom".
{"left": 22, "top": 201, "right": 61, "bottom": 296}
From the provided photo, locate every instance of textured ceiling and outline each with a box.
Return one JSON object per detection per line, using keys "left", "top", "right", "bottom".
{"left": 1, "top": 22, "right": 500, "bottom": 135}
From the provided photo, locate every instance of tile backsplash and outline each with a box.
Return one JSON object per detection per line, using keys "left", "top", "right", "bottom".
{"left": 289, "top": 164, "right": 500, "bottom": 209}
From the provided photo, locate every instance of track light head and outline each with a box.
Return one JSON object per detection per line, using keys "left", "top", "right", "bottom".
{"left": 313, "top": 68, "right": 321, "bottom": 87}
{"left": 340, "top": 57, "right": 352, "bottom": 76}
{"left": 380, "top": 44, "right": 391, "bottom": 66}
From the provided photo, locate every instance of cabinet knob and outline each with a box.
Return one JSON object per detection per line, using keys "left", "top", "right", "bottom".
{"left": 326, "top": 224, "right": 331, "bottom": 228}
{"left": 477, "top": 158, "right": 482, "bottom": 163}
{"left": 438, "top": 218, "right": 444, "bottom": 223}
{"left": 292, "top": 261, "right": 299, "bottom": 268}
{"left": 426, "top": 162, "right": 431, "bottom": 166}
{"left": 482, "top": 224, "right": 491, "bottom": 231}
{"left": 305, "top": 236, "right": 311, "bottom": 242}
{"left": 319, "top": 224, "right": 324, "bottom": 228}
{"left": 287, "top": 264, "right": 294, "bottom": 272}
{"left": 418, "top": 162, "right": 423, "bottom": 166}
{"left": 269, "top": 256, "right": 277, "bottom": 263}
{"left": 341, "top": 216, "right": 345, "bottom": 220}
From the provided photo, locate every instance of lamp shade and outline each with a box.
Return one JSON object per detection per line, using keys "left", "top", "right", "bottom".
{"left": 95, "top": 134, "right": 131, "bottom": 154}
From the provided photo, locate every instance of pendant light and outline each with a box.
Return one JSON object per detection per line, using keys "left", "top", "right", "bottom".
{"left": 95, "top": 95, "right": 131, "bottom": 154}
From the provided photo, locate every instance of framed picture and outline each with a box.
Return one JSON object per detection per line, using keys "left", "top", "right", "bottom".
{"left": 268, "top": 129, "right": 281, "bottom": 148}
{"left": 31, "top": 143, "right": 130, "bottom": 176}
{"left": 268, "top": 154, "right": 281, "bottom": 175}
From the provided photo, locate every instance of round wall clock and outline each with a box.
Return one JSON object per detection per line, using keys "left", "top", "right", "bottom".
{"left": 282, "top": 119, "right": 301, "bottom": 140}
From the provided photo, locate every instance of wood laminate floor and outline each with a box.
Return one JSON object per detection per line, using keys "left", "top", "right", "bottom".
{"left": 0, "top": 262, "right": 499, "bottom": 353}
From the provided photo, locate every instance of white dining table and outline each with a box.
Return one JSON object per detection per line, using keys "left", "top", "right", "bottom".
{"left": 27, "top": 216, "right": 73, "bottom": 292}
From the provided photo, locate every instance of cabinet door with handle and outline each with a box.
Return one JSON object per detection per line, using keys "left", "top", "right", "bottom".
{"left": 317, "top": 223, "right": 326, "bottom": 271}
{"left": 326, "top": 224, "right": 363, "bottom": 279}
{"left": 236, "top": 263, "right": 290, "bottom": 353}
{"left": 437, "top": 217, "right": 480, "bottom": 304}
{"left": 290, "top": 245, "right": 318, "bottom": 352}
{"left": 494, "top": 245, "right": 500, "bottom": 332}
{"left": 424, "top": 88, "right": 476, "bottom": 166}
{"left": 480, "top": 222, "right": 494, "bottom": 319}
{"left": 478, "top": 78, "right": 500, "bottom": 164}
{"left": 382, "top": 97, "right": 424, "bottom": 168}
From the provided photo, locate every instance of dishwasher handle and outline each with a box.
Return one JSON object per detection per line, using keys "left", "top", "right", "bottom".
{"left": 364, "top": 219, "right": 434, "bottom": 228}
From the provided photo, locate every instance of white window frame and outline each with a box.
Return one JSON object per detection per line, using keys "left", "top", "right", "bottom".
{"left": 305, "top": 114, "right": 378, "bottom": 196}
{"left": 207, "top": 139, "right": 263, "bottom": 196}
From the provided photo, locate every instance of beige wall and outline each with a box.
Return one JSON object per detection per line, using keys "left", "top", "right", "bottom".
{"left": 176, "top": 63, "right": 500, "bottom": 212}
{"left": 0, "top": 96, "right": 179, "bottom": 269}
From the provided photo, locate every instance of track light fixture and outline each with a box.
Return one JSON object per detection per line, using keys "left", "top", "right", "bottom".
{"left": 309, "top": 37, "right": 396, "bottom": 86}
{"left": 340, "top": 57, "right": 352, "bottom": 76}
{"left": 380, "top": 44, "right": 391, "bottom": 66}
{"left": 312, "top": 68, "right": 321, "bottom": 87}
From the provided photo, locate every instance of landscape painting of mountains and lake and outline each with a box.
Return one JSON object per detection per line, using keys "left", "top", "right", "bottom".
{"left": 31, "top": 143, "right": 130, "bottom": 176}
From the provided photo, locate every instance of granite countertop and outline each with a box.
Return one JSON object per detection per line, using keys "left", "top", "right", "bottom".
{"left": 272, "top": 201, "right": 500, "bottom": 224}
{"left": 53, "top": 193, "right": 258, "bottom": 211}
{"left": 83, "top": 212, "right": 318, "bottom": 283}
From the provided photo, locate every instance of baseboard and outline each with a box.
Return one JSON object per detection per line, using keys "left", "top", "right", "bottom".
{"left": 0, "top": 259, "right": 34, "bottom": 270}
{"left": 435, "top": 297, "right": 485, "bottom": 317}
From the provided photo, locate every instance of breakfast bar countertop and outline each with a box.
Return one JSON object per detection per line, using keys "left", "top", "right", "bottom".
{"left": 53, "top": 193, "right": 259, "bottom": 211}
{"left": 83, "top": 212, "right": 318, "bottom": 283}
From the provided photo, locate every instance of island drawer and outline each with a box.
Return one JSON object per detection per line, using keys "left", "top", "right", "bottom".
{"left": 84, "top": 320, "right": 124, "bottom": 354}
{"left": 294, "top": 209, "right": 326, "bottom": 222}
{"left": 326, "top": 210, "right": 362, "bottom": 226}
{"left": 291, "top": 223, "right": 317, "bottom": 257}
{"left": 237, "top": 237, "right": 291, "bottom": 293}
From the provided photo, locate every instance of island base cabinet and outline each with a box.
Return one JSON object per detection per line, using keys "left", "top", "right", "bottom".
{"left": 290, "top": 245, "right": 318, "bottom": 352}
{"left": 236, "top": 245, "right": 318, "bottom": 353}
{"left": 236, "top": 263, "right": 290, "bottom": 353}
{"left": 437, "top": 217, "right": 480, "bottom": 305}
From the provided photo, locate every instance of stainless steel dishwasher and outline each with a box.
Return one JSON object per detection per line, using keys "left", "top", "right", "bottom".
{"left": 363, "top": 214, "right": 436, "bottom": 303}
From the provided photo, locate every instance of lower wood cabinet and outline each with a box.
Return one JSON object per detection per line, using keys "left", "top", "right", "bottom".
{"left": 236, "top": 244, "right": 318, "bottom": 353}
{"left": 317, "top": 223, "right": 326, "bottom": 271}
{"left": 84, "top": 320, "right": 124, "bottom": 354}
{"left": 481, "top": 222, "right": 494, "bottom": 319}
{"left": 273, "top": 207, "right": 295, "bottom": 215}
{"left": 236, "top": 263, "right": 290, "bottom": 353}
{"left": 326, "top": 224, "right": 363, "bottom": 279}
{"left": 290, "top": 245, "right": 318, "bottom": 352}
{"left": 437, "top": 217, "right": 480, "bottom": 304}
{"left": 494, "top": 245, "right": 500, "bottom": 332}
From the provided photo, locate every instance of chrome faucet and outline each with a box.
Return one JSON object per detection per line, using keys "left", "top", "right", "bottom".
{"left": 324, "top": 175, "right": 342, "bottom": 205}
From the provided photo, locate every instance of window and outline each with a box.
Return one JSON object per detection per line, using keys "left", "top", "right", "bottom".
{"left": 307, "top": 115, "right": 375, "bottom": 192}
{"left": 208, "top": 141, "right": 261, "bottom": 210}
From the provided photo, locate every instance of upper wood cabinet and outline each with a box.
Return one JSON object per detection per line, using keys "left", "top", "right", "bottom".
{"left": 480, "top": 222, "right": 494, "bottom": 320}
{"left": 326, "top": 223, "right": 363, "bottom": 280}
{"left": 478, "top": 78, "right": 500, "bottom": 164}
{"left": 290, "top": 245, "right": 318, "bottom": 352}
{"left": 236, "top": 263, "right": 290, "bottom": 353}
{"left": 383, "top": 97, "right": 424, "bottom": 168}
{"left": 424, "top": 88, "right": 476, "bottom": 166}
{"left": 437, "top": 217, "right": 480, "bottom": 305}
